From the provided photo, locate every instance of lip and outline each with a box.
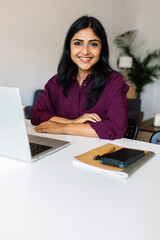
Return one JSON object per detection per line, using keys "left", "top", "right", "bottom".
{"left": 78, "top": 57, "right": 93, "bottom": 63}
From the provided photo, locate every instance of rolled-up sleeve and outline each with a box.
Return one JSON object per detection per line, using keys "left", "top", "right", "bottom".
{"left": 89, "top": 73, "right": 129, "bottom": 140}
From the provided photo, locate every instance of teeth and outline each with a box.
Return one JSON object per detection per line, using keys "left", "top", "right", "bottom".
{"left": 80, "top": 57, "right": 91, "bottom": 60}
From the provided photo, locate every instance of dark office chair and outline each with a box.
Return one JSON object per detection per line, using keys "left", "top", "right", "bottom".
{"left": 124, "top": 118, "right": 139, "bottom": 140}
{"left": 128, "top": 99, "right": 141, "bottom": 121}
{"left": 25, "top": 89, "right": 44, "bottom": 119}
{"left": 150, "top": 131, "right": 160, "bottom": 144}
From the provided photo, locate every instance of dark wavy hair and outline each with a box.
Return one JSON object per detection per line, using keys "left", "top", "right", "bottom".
{"left": 57, "top": 15, "right": 113, "bottom": 109}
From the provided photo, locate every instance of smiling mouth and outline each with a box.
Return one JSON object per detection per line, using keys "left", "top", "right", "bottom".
{"left": 79, "top": 57, "right": 93, "bottom": 62}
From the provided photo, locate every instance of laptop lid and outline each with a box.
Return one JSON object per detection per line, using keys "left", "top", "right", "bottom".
{"left": 0, "top": 87, "right": 70, "bottom": 162}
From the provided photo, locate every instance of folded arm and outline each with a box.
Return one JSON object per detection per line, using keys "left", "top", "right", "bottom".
{"left": 34, "top": 120, "right": 99, "bottom": 138}
{"left": 49, "top": 113, "right": 101, "bottom": 124}
{"left": 34, "top": 113, "right": 102, "bottom": 137}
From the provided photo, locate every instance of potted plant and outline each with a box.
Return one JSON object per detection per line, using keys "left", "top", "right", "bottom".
{"left": 114, "top": 30, "right": 160, "bottom": 99}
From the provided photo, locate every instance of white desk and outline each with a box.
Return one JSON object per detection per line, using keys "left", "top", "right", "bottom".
{"left": 0, "top": 120, "right": 160, "bottom": 240}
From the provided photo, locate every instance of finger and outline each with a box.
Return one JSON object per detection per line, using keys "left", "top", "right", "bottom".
{"left": 92, "top": 114, "right": 101, "bottom": 121}
{"left": 35, "top": 123, "right": 49, "bottom": 132}
{"left": 84, "top": 116, "right": 97, "bottom": 123}
{"left": 84, "top": 113, "right": 101, "bottom": 122}
{"left": 34, "top": 126, "right": 47, "bottom": 133}
{"left": 86, "top": 114, "right": 101, "bottom": 122}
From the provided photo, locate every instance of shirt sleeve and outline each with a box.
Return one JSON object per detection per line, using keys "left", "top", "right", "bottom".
{"left": 89, "top": 73, "right": 129, "bottom": 140}
{"left": 31, "top": 76, "right": 57, "bottom": 126}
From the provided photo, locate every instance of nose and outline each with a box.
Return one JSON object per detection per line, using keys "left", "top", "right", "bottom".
{"left": 81, "top": 44, "right": 89, "bottom": 55}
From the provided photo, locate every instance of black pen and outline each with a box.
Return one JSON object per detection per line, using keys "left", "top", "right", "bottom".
{"left": 93, "top": 147, "right": 116, "bottom": 160}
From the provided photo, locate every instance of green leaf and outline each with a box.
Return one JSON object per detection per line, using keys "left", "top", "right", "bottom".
{"left": 114, "top": 30, "right": 160, "bottom": 98}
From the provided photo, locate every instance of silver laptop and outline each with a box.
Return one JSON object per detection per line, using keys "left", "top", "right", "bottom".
{"left": 0, "top": 87, "right": 70, "bottom": 162}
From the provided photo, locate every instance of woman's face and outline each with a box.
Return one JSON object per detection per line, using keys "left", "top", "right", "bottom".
{"left": 70, "top": 27, "right": 102, "bottom": 75}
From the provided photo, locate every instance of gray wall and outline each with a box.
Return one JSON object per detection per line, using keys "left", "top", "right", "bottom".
{"left": 0, "top": 0, "right": 160, "bottom": 120}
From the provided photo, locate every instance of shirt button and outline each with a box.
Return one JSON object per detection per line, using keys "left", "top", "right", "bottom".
{"left": 84, "top": 83, "right": 86, "bottom": 87}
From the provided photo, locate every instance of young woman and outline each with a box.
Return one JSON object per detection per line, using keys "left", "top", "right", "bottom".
{"left": 31, "top": 16, "right": 129, "bottom": 139}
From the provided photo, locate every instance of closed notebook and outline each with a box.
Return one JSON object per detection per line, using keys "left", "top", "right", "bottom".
{"left": 74, "top": 143, "right": 154, "bottom": 178}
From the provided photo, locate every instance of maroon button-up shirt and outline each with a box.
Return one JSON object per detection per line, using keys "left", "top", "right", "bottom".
{"left": 31, "top": 72, "right": 129, "bottom": 139}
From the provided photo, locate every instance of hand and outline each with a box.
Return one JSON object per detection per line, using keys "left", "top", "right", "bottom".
{"left": 34, "top": 118, "right": 99, "bottom": 137}
{"left": 34, "top": 121, "right": 64, "bottom": 134}
{"left": 72, "top": 113, "right": 101, "bottom": 124}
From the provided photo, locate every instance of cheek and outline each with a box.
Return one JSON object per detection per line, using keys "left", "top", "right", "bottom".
{"left": 94, "top": 48, "right": 101, "bottom": 59}
{"left": 70, "top": 47, "right": 78, "bottom": 60}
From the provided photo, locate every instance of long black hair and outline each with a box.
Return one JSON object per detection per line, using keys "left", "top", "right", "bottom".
{"left": 57, "top": 15, "right": 113, "bottom": 109}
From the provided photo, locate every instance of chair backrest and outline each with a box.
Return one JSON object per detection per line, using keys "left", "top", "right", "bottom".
{"left": 33, "top": 89, "right": 44, "bottom": 105}
{"left": 128, "top": 99, "right": 141, "bottom": 121}
{"left": 124, "top": 118, "right": 139, "bottom": 140}
{"left": 150, "top": 131, "right": 160, "bottom": 144}
{"left": 25, "top": 89, "right": 44, "bottom": 119}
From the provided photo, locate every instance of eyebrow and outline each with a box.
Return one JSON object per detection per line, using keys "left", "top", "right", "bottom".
{"left": 73, "top": 38, "right": 100, "bottom": 42}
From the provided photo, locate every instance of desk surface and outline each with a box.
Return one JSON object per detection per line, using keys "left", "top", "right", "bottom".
{"left": 0, "top": 120, "right": 160, "bottom": 240}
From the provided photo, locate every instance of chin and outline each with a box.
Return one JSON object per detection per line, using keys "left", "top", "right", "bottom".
{"left": 78, "top": 64, "right": 93, "bottom": 71}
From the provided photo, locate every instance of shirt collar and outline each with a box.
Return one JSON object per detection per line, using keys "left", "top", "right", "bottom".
{"left": 72, "top": 73, "right": 93, "bottom": 82}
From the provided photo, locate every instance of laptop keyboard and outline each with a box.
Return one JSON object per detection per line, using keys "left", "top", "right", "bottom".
{"left": 29, "top": 142, "right": 52, "bottom": 156}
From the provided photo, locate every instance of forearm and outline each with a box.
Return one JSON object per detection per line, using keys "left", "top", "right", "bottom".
{"left": 50, "top": 113, "right": 101, "bottom": 125}
{"left": 63, "top": 123, "right": 99, "bottom": 137}
{"left": 49, "top": 116, "right": 73, "bottom": 124}
{"left": 34, "top": 121, "right": 99, "bottom": 138}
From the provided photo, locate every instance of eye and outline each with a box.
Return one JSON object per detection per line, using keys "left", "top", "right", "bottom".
{"left": 90, "top": 42, "right": 98, "bottom": 47}
{"left": 74, "top": 42, "right": 82, "bottom": 46}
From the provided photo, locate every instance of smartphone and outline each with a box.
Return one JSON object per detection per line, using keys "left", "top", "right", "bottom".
{"left": 99, "top": 148, "right": 145, "bottom": 168}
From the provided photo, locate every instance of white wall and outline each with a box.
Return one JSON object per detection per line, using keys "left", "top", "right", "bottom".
{"left": 0, "top": 0, "right": 160, "bottom": 120}
{"left": 134, "top": 0, "right": 160, "bottom": 119}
